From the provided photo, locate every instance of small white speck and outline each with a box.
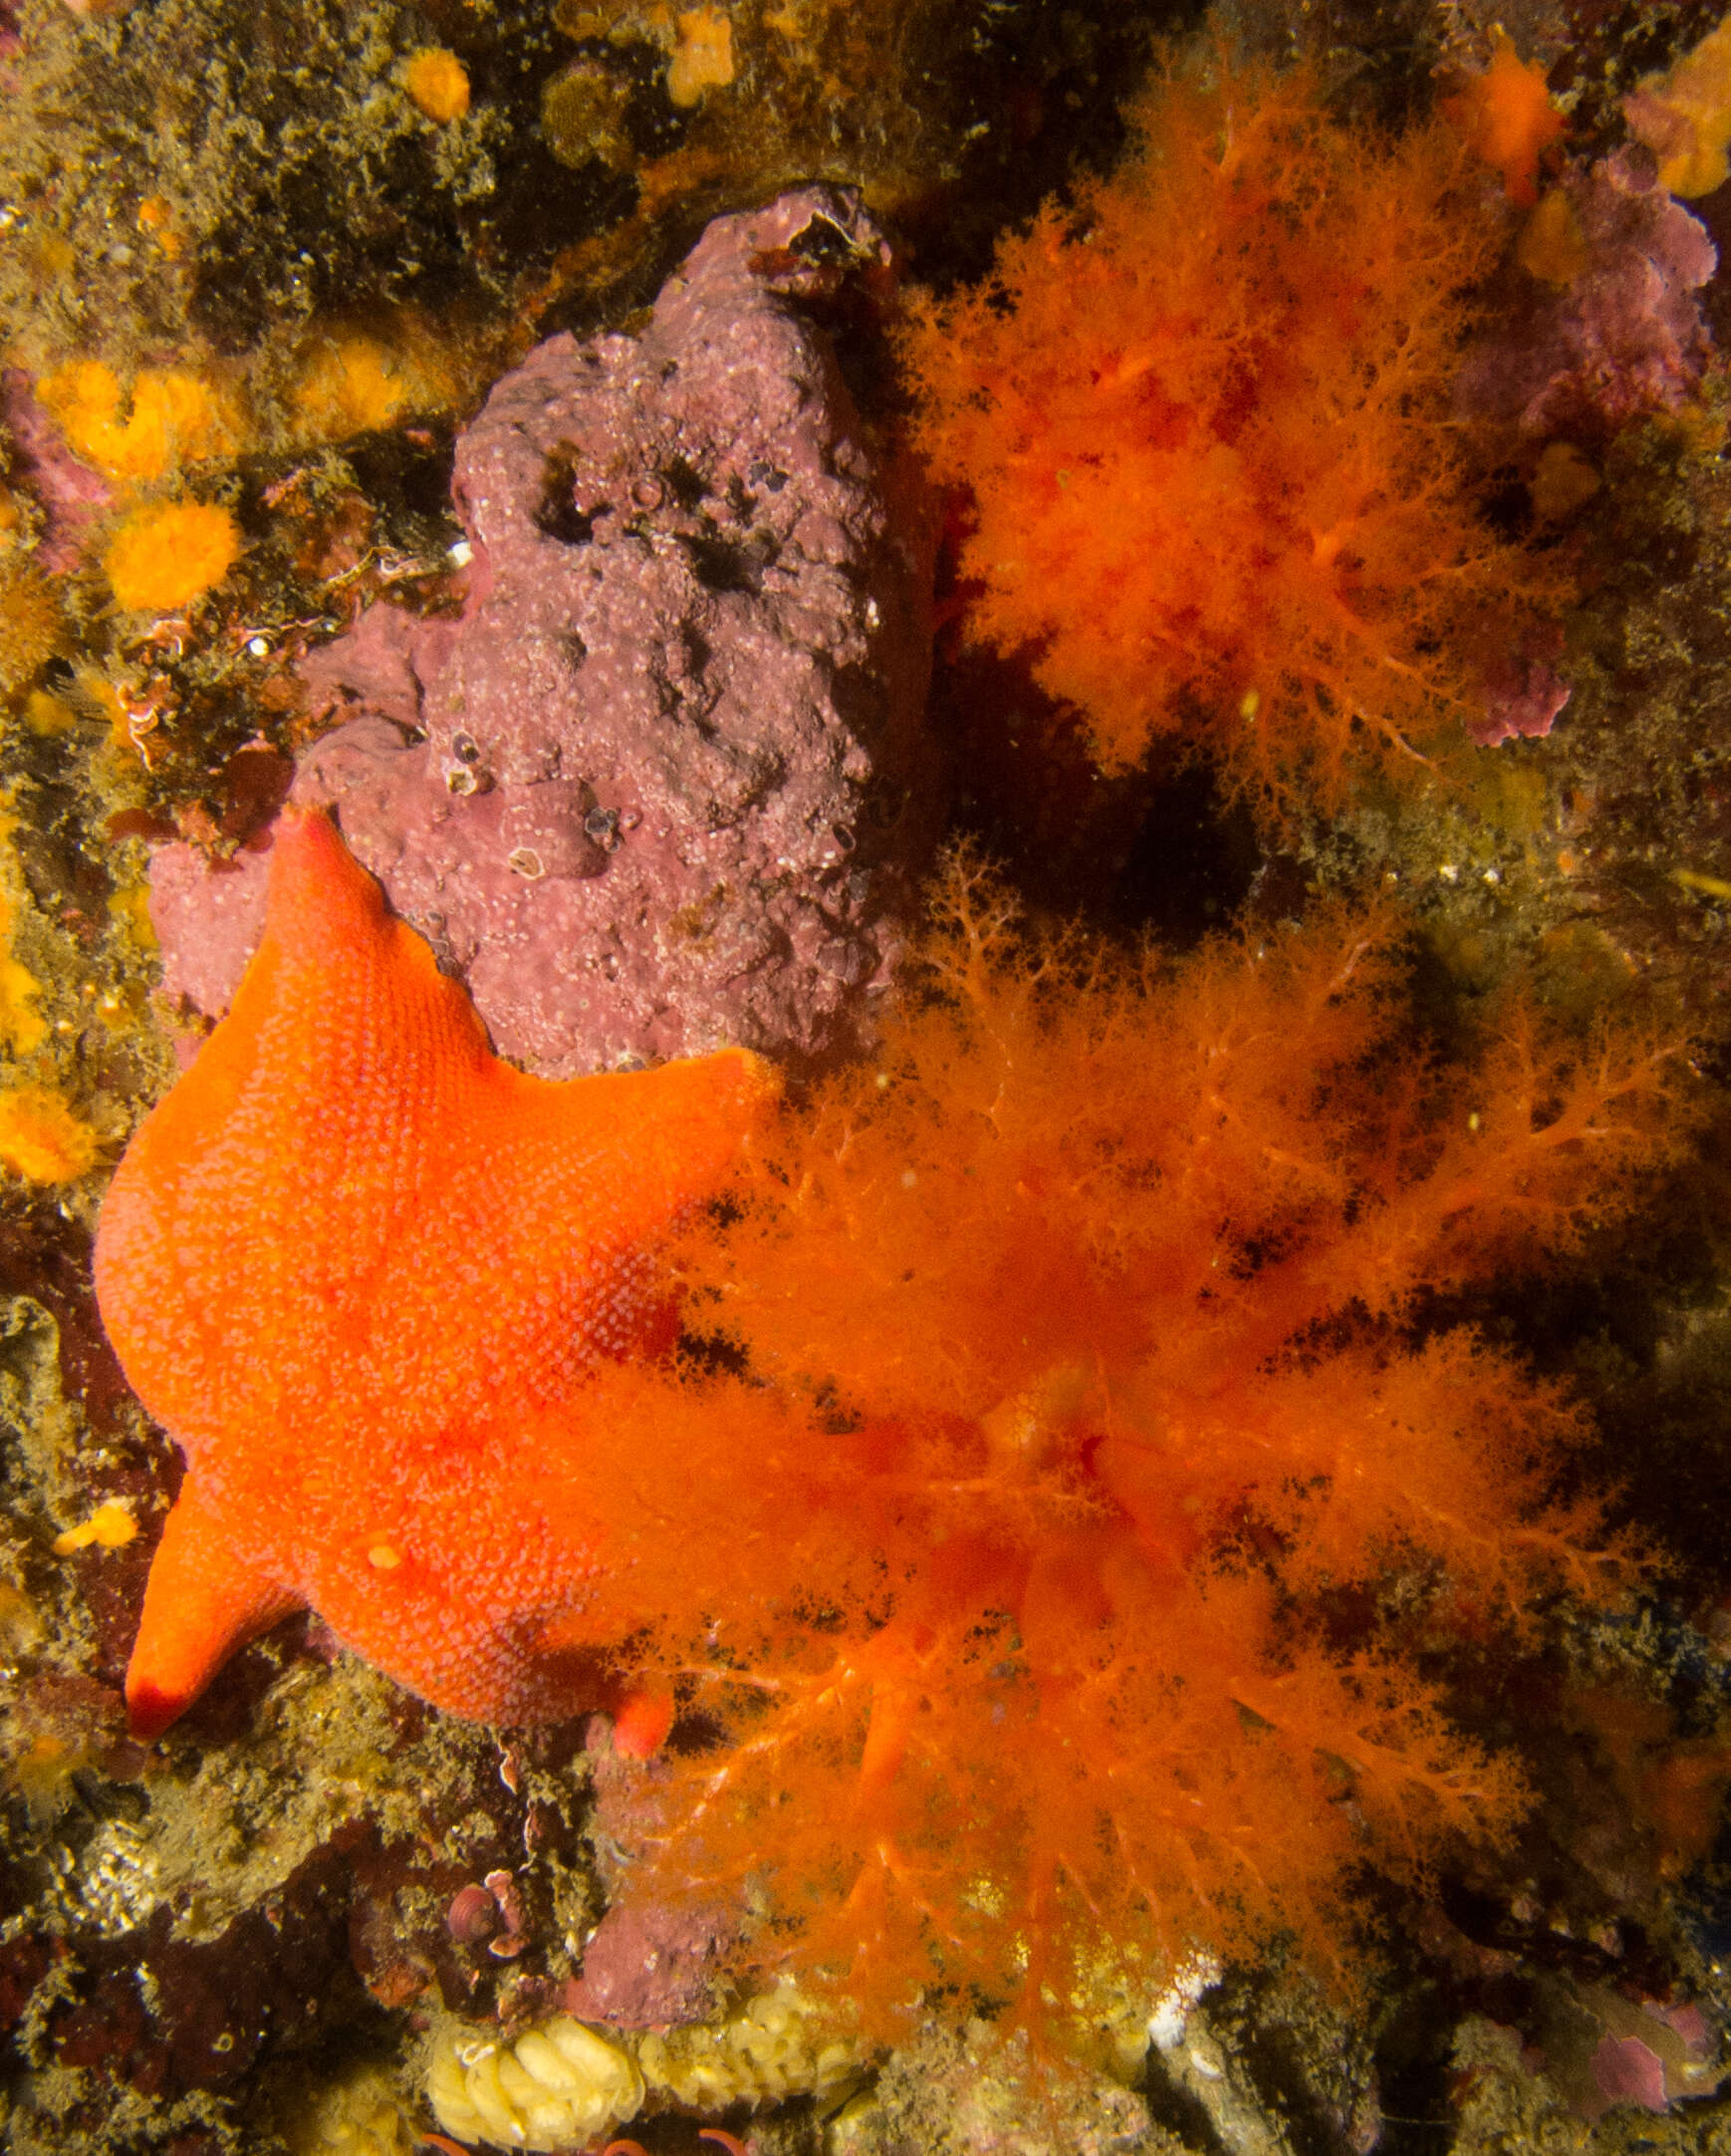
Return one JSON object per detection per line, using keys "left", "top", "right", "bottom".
{"left": 1482, "top": 866, "right": 1500, "bottom": 885}
{"left": 246, "top": 635, "right": 270, "bottom": 658}
{"left": 448, "top": 539, "right": 474, "bottom": 567}
{"left": 1437, "top": 862, "right": 1459, "bottom": 884}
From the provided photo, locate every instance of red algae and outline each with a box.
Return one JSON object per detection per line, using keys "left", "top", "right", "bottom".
{"left": 567, "top": 859, "right": 1682, "bottom": 2038}
{"left": 898, "top": 50, "right": 1558, "bottom": 811}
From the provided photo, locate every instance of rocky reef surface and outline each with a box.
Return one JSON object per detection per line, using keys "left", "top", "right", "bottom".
{"left": 5, "top": 0, "right": 1731, "bottom": 2151}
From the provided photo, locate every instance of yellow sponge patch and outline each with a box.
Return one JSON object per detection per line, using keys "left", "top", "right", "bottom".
{"left": 0, "top": 1084, "right": 102, "bottom": 1183}
{"left": 667, "top": 6, "right": 734, "bottom": 105}
{"left": 403, "top": 47, "right": 470, "bottom": 121}
{"left": 0, "top": 940, "right": 45, "bottom": 1059}
{"left": 53, "top": 1501, "right": 138, "bottom": 1555}
{"left": 104, "top": 501, "right": 240, "bottom": 612}
{"left": 38, "top": 362, "right": 245, "bottom": 483}
{"left": 1627, "top": 13, "right": 1731, "bottom": 196}
{"left": 290, "top": 331, "right": 456, "bottom": 442}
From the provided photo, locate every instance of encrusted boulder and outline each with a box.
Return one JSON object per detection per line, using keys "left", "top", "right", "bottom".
{"left": 152, "top": 186, "right": 936, "bottom": 1076}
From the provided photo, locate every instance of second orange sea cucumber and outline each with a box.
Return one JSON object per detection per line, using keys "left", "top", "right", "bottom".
{"left": 898, "top": 48, "right": 1561, "bottom": 810}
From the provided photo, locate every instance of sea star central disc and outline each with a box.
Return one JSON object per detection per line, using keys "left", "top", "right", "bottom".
{"left": 96, "top": 810, "right": 776, "bottom": 1736}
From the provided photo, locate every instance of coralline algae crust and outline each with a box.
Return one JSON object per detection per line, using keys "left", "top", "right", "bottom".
{"left": 150, "top": 186, "right": 936, "bottom": 1078}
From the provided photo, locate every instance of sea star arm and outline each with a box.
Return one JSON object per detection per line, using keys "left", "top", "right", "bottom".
{"left": 99, "top": 810, "right": 781, "bottom": 1734}
{"left": 125, "top": 1473, "right": 302, "bottom": 1738}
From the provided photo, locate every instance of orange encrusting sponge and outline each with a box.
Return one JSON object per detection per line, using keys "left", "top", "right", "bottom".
{"left": 1442, "top": 29, "right": 1568, "bottom": 208}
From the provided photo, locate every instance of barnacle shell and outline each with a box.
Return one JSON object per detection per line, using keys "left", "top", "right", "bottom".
{"left": 426, "top": 2015, "right": 644, "bottom": 2152}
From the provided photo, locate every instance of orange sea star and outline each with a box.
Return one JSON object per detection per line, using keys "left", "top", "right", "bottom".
{"left": 96, "top": 810, "right": 776, "bottom": 1737}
